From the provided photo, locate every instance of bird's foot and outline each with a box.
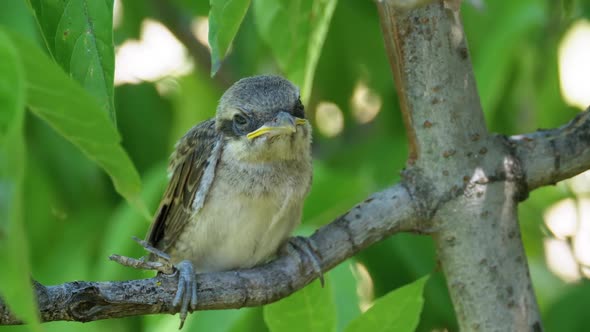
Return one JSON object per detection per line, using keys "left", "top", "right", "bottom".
{"left": 109, "top": 237, "right": 197, "bottom": 329}
{"left": 286, "top": 236, "right": 324, "bottom": 287}
{"left": 173, "top": 260, "right": 198, "bottom": 329}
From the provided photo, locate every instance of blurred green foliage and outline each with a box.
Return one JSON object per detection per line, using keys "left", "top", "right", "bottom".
{"left": 0, "top": 28, "right": 39, "bottom": 330}
{"left": 253, "top": 0, "right": 337, "bottom": 103}
{"left": 209, "top": 0, "right": 251, "bottom": 75}
{"left": 0, "top": 0, "right": 589, "bottom": 331}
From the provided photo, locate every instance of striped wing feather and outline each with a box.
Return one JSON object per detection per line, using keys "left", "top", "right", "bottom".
{"left": 146, "top": 119, "right": 220, "bottom": 252}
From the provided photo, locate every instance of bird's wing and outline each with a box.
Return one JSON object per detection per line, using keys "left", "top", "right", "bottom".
{"left": 145, "top": 119, "right": 222, "bottom": 252}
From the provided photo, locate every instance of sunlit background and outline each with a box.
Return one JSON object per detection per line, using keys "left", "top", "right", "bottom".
{"left": 544, "top": 18, "right": 590, "bottom": 285}
{"left": 559, "top": 19, "right": 590, "bottom": 110}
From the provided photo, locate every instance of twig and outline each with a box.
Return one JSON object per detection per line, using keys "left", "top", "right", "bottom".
{"left": 511, "top": 107, "right": 590, "bottom": 190}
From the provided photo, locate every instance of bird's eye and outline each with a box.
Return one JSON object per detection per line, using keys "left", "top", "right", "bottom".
{"left": 233, "top": 113, "right": 249, "bottom": 126}
{"left": 232, "top": 113, "right": 250, "bottom": 135}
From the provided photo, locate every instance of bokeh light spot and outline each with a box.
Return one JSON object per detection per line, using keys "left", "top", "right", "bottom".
{"left": 351, "top": 262, "right": 374, "bottom": 313}
{"left": 315, "top": 101, "right": 344, "bottom": 137}
{"left": 559, "top": 19, "right": 590, "bottom": 110}
{"left": 544, "top": 197, "right": 590, "bottom": 283}
{"left": 191, "top": 16, "right": 210, "bottom": 49}
{"left": 544, "top": 198, "right": 577, "bottom": 240}
{"left": 544, "top": 238, "right": 581, "bottom": 283}
{"left": 351, "top": 81, "right": 382, "bottom": 124}
{"left": 115, "top": 19, "right": 193, "bottom": 85}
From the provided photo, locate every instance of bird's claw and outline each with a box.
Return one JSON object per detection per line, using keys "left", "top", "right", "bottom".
{"left": 110, "top": 237, "right": 197, "bottom": 329}
{"left": 287, "top": 236, "right": 324, "bottom": 287}
{"left": 172, "top": 260, "right": 198, "bottom": 329}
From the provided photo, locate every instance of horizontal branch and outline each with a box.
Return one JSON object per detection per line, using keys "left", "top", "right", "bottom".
{"left": 3, "top": 108, "right": 588, "bottom": 325}
{"left": 0, "top": 185, "right": 420, "bottom": 324}
{"left": 511, "top": 107, "right": 590, "bottom": 190}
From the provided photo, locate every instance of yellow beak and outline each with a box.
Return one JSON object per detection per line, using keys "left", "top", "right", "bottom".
{"left": 295, "top": 118, "right": 307, "bottom": 125}
{"left": 246, "top": 114, "right": 307, "bottom": 140}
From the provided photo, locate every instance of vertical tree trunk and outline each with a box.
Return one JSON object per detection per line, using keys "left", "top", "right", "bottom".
{"left": 376, "top": 1, "right": 542, "bottom": 330}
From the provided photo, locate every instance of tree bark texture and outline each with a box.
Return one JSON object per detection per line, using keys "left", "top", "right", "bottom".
{"left": 376, "top": 1, "right": 585, "bottom": 330}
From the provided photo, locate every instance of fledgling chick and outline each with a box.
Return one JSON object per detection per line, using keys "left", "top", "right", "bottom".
{"left": 145, "top": 75, "right": 314, "bottom": 327}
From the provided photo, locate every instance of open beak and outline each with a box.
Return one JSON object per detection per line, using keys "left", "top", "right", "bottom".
{"left": 247, "top": 112, "right": 307, "bottom": 140}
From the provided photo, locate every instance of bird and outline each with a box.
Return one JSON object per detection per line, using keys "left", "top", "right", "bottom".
{"left": 137, "top": 75, "right": 317, "bottom": 327}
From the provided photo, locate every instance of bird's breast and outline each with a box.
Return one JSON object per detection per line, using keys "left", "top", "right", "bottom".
{"left": 170, "top": 156, "right": 311, "bottom": 272}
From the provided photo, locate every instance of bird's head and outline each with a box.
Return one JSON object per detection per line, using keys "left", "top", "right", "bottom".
{"left": 215, "top": 75, "right": 312, "bottom": 162}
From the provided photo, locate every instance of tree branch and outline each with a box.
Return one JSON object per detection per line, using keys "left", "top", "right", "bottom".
{"left": 511, "top": 107, "right": 590, "bottom": 191}
{"left": 0, "top": 185, "right": 420, "bottom": 324}
{"left": 376, "top": 1, "right": 548, "bottom": 330}
{"left": 2, "top": 111, "right": 589, "bottom": 326}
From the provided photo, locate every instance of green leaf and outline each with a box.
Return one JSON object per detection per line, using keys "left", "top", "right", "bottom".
{"left": 0, "top": 0, "right": 37, "bottom": 41}
{"left": 208, "top": 0, "right": 251, "bottom": 76}
{"left": 143, "top": 305, "right": 246, "bottom": 332}
{"left": 345, "top": 275, "right": 430, "bottom": 332}
{"left": 330, "top": 260, "right": 362, "bottom": 331}
{"left": 5, "top": 29, "right": 148, "bottom": 218}
{"left": 0, "top": 29, "right": 41, "bottom": 330}
{"left": 29, "top": 0, "right": 116, "bottom": 121}
{"left": 228, "top": 307, "right": 268, "bottom": 332}
{"left": 472, "top": 1, "right": 543, "bottom": 116}
{"left": 264, "top": 279, "right": 336, "bottom": 332}
{"left": 253, "top": 0, "right": 337, "bottom": 103}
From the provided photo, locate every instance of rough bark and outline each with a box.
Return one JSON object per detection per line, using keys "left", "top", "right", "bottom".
{"left": 1, "top": 186, "right": 420, "bottom": 324}
{"left": 512, "top": 110, "right": 590, "bottom": 191}
{"left": 376, "top": 0, "right": 573, "bottom": 330}
{"left": 2, "top": 0, "right": 590, "bottom": 328}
